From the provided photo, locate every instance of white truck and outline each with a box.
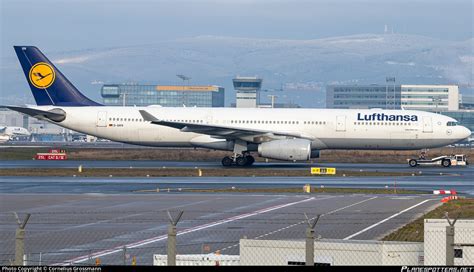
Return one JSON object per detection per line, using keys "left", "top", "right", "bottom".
{"left": 408, "top": 154, "right": 468, "bottom": 167}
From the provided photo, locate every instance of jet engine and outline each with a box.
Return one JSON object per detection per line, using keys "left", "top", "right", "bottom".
{"left": 258, "top": 139, "right": 314, "bottom": 161}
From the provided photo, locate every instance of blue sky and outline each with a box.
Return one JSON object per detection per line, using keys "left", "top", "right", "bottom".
{"left": 1, "top": 0, "right": 472, "bottom": 58}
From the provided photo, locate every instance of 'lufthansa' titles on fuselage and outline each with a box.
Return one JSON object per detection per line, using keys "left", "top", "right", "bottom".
{"left": 357, "top": 113, "right": 418, "bottom": 122}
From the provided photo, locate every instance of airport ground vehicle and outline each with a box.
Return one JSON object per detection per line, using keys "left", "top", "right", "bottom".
{"left": 408, "top": 154, "right": 468, "bottom": 167}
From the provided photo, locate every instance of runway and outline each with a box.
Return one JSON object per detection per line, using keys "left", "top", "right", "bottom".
{"left": 1, "top": 174, "right": 472, "bottom": 195}
{"left": 0, "top": 193, "right": 441, "bottom": 265}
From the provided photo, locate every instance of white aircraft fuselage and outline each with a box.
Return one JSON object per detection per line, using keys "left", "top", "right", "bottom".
{"left": 33, "top": 105, "right": 470, "bottom": 151}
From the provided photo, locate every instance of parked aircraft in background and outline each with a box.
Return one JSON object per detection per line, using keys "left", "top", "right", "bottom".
{"left": 0, "top": 126, "right": 30, "bottom": 143}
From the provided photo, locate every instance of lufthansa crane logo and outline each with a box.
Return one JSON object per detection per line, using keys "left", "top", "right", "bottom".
{"left": 29, "top": 62, "right": 55, "bottom": 89}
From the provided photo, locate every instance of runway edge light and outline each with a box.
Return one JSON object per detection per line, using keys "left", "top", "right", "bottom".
{"left": 303, "top": 184, "right": 311, "bottom": 193}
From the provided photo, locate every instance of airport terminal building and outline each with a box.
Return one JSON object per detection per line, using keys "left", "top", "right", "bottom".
{"left": 460, "top": 94, "right": 474, "bottom": 110}
{"left": 326, "top": 84, "right": 459, "bottom": 111}
{"left": 326, "top": 84, "right": 473, "bottom": 138}
{"left": 326, "top": 84, "right": 402, "bottom": 109}
{"left": 101, "top": 84, "right": 225, "bottom": 107}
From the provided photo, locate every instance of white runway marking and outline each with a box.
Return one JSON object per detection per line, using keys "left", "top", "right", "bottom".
{"left": 220, "top": 196, "right": 378, "bottom": 252}
{"left": 322, "top": 196, "right": 378, "bottom": 216}
{"left": 343, "top": 199, "right": 432, "bottom": 240}
{"left": 53, "top": 196, "right": 317, "bottom": 265}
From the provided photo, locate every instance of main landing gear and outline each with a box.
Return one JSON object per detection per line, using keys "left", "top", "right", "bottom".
{"left": 221, "top": 153, "right": 255, "bottom": 167}
{"left": 222, "top": 140, "right": 255, "bottom": 167}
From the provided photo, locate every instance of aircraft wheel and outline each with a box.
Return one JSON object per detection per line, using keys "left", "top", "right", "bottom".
{"left": 236, "top": 156, "right": 248, "bottom": 167}
{"left": 222, "top": 156, "right": 233, "bottom": 167}
{"left": 245, "top": 155, "right": 255, "bottom": 166}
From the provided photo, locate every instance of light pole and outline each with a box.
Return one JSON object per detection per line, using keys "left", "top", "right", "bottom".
{"left": 267, "top": 95, "right": 278, "bottom": 108}
{"left": 176, "top": 74, "right": 191, "bottom": 86}
{"left": 386, "top": 77, "right": 396, "bottom": 109}
{"left": 177, "top": 75, "right": 191, "bottom": 106}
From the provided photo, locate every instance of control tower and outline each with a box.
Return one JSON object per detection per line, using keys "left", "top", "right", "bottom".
{"left": 233, "top": 76, "right": 262, "bottom": 108}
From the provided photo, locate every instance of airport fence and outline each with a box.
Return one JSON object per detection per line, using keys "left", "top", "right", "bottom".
{"left": 0, "top": 210, "right": 472, "bottom": 266}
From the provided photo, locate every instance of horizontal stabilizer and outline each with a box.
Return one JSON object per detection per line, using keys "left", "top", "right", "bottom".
{"left": 2, "top": 106, "right": 66, "bottom": 122}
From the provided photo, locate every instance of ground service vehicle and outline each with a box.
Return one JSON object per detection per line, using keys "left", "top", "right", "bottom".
{"left": 408, "top": 154, "right": 468, "bottom": 167}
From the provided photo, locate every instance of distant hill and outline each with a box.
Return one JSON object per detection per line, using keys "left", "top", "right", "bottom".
{"left": 1, "top": 34, "right": 472, "bottom": 107}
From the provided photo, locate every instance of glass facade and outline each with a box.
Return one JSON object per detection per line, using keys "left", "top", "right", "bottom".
{"left": 326, "top": 84, "right": 458, "bottom": 111}
{"left": 400, "top": 85, "right": 458, "bottom": 111}
{"left": 400, "top": 86, "right": 451, "bottom": 111}
{"left": 326, "top": 85, "right": 401, "bottom": 109}
{"left": 101, "top": 84, "right": 225, "bottom": 107}
{"left": 233, "top": 81, "right": 262, "bottom": 89}
{"left": 460, "top": 94, "right": 474, "bottom": 110}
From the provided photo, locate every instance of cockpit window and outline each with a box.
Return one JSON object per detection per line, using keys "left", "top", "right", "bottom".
{"left": 447, "top": 121, "right": 458, "bottom": 126}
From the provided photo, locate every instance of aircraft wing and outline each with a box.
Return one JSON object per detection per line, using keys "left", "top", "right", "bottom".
{"left": 139, "top": 110, "right": 315, "bottom": 142}
{"left": 1, "top": 106, "right": 66, "bottom": 122}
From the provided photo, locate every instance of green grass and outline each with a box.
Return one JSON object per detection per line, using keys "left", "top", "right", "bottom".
{"left": 171, "top": 187, "right": 427, "bottom": 195}
{"left": 1, "top": 148, "right": 42, "bottom": 160}
{"left": 383, "top": 198, "right": 474, "bottom": 242}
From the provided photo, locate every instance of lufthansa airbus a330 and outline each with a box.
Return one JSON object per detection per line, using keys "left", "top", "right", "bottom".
{"left": 3, "top": 46, "right": 471, "bottom": 166}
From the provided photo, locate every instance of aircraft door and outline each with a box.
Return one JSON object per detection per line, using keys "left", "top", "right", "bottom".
{"left": 97, "top": 111, "right": 107, "bottom": 127}
{"left": 336, "top": 116, "right": 346, "bottom": 132}
{"left": 206, "top": 114, "right": 213, "bottom": 125}
{"left": 422, "top": 116, "right": 433, "bottom": 133}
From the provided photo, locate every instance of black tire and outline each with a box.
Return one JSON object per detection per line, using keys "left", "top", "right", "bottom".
{"left": 221, "top": 156, "right": 233, "bottom": 167}
{"left": 236, "top": 156, "right": 248, "bottom": 167}
{"left": 245, "top": 155, "right": 255, "bottom": 166}
{"left": 442, "top": 159, "right": 451, "bottom": 167}
{"left": 408, "top": 159, "right": 418, "bottom": 167}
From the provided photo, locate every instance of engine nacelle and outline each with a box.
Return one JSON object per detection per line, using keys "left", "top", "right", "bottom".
{"left": 258, "top": 139, "right": 313, "bottom": 161}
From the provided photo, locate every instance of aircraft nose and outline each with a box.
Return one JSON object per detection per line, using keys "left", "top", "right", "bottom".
{"left": 460, "top": 126, "right": 471, "bottom": 139}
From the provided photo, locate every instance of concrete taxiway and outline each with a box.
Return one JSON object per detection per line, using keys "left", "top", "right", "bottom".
{"left": 1, "top": 174, "right": 472, "bottom": 195}
{"left": 0, "top": 193, "right": 441, "bottom": 265}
